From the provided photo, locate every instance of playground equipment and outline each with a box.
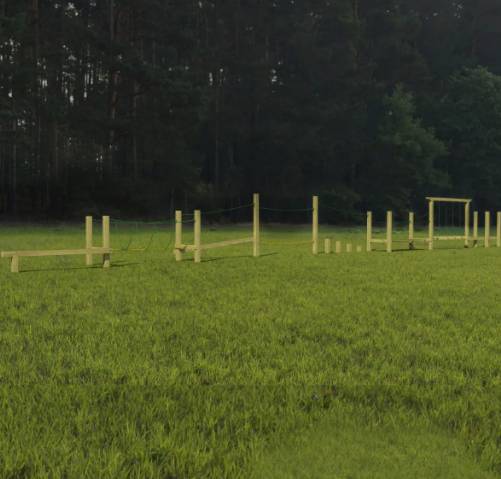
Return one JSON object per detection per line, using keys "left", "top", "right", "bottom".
{"left": 174, "top": 194, "right": 260, "bottom": 263}
{"left": 1, "top": 216, "right": 112, "bottom": 273}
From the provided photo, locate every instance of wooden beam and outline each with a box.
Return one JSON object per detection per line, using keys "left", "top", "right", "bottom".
{"left": 366, "top": 212, "right": 372, "bottom": 252}
{"left": 425, "top": 197, "right": 472, "bottom": 203}
{"left": 185, "top": 237, "right": 253, "bottom": 252}
{"left": 194, "top": 210, "right": 201, "bottom": 263}
{"left": 175, "top": 210, "right": 183, "bottom": 261}
{"left": 312, "top": 196, "right": 319, "bottom": 255}
{"left": 253, "top": 193, "right": 260, "bottom": 258}
{"left": 86, "top": 216, "right": 93, "bottom": 266}
{"left": 1, "top": 248, "right": 112, "bottom": 258}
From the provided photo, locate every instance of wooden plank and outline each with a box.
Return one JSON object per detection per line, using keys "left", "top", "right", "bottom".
{"left": 194, "top": 210, "right": 202, "bottom": 263}
{"left": 325, "top": 238, "right": 332, "bottom": 255}
{"left": 387, "top": 211, "right": 393, "bottom": 253}
{"left": 370, "top": 239, "right": 388, "bottom": 244}
{"left": 465, "top": 202, "right": 470, "bottom": 248}
{"left": 428, "top": 200, "right": 434, "bottom": 251}
{"left": 174, "top": 210, "right": 183, "bottom": 261}
{"left": 434, "top": 236, "right": 467, "bottom": 241}
{"left": 253, "top": 193, "right": 260, "bottom": 258}
{"left": 86, "top": 216, "right": 93, "bottom": 266}
{"left": 1, "top": 248, "right": 112, "bottom": 258}
{"left": 312, "top": 196, "right": 319, "bottom": 255}
{"left": 497, "top": 212, "right": 501, "bottom": 248}
{"left": 408, "top": 212, "right": 414, "bottom": 250}
{"left": 102, "top": 216, "right": 111, "bottom": 268}
{"left": 473, "top": 211, "right": 478, "bottom": 247}
{"left": 366, "top": 212, "right": 372, "bottom": 252}
{"left": 485, "top": 212, "right": 490, "bottom": 248}
{"left": 425, "top": 197, "right": 472, "bottom": 203}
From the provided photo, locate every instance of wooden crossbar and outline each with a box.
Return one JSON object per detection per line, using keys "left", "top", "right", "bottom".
{"left": 1, "top": 248, "right": 111, "bottom": 259}
{"left": 370, "top": 239, "right": 388, "bottom": 244}
{"left": 426, "top": 197, "right": 472, "bottom": 203}
{"left": 184, "top": 237, "right": 253, "bottom": 252}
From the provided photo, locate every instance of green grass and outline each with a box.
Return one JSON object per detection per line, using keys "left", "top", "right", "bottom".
{"left": 1, "top": 222, "right": 501, "bottom": 478}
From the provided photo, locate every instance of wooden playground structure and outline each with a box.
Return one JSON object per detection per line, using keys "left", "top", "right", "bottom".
{"left": 1, "top": 216, "right": 112, "bottom": 273}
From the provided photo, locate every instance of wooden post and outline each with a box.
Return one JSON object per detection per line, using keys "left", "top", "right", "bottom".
{"left": 497, "top": 212, "right": 501, "bottom": 248}
{"left": 356, "top": 246, "right": 362, "bottom": 253}
{"left": 86, "top": 216, "right": 93, "bottom": 266}
{"left": 366, "top": 212, "right": 372, "bottom": 252}
{"left": 428, "top": 200, "right": 434, "bottom": 251}
{"left": 253, "top": 193, "right": 260, "bottom": 258}
{"left": 325, "top": 238, "right": 332, "bottom": 254}
{"left": 408, "top": 212, "right": 414, "bottom": 250}
{"left": 312, "top": 196, "right": 319, "bottom": 255}
{"left": 335, "top": 241, "right": 342, "bottom": 254}
{"left": 464, "top": 202, "right": 470, "bottom": 248}
{"left": 346, "top": 243, "right": 352, "bottom": 253}
{"left": 386, "top": 211, "right": 393, "bottom": 253}
{"left": 175, "top": 210, "right": 183, "bottom": 262}
{"left": 473, "top": 211, "right": 478, "bottom": 247}
{"left": 194, "top": 210, "right": 202, "bottom": 263}
{"left": 11, "top": 255, "right": 19, "bottom": 273}
{"left": 485, "top": 212, "right": 490, "bottom": 248}
{"left": 102, "top": 216, "right": 111, "bottom": 268}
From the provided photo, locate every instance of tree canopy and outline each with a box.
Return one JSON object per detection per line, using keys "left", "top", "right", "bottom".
{"left": 1, "top": 1, "right": 501, "bottom": 219}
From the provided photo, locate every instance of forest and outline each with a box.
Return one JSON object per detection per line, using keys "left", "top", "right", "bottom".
{"left": 1, "top": 1, "right": 501, "bottom": 220}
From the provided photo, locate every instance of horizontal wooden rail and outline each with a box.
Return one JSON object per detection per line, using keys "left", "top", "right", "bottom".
{"left": 370, "top": 239, "right": 388, "bottom": 244}
{"left": 184, "top": 237, "right": 254, "bottom": 252}
{"left": 426, "top": 197, "right": 472, "bottom": 203}
{"left": 1, "top": 248, "right": 111, "bottom": 259}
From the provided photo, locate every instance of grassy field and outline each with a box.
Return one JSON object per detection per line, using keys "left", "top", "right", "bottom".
{"left": 1, "top": 221, "right": 501, "bottom": 478}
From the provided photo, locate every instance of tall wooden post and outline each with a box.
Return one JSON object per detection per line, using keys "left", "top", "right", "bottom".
{"left": 485, "top": 212, "right": 490, "bottom": 248}
{"left": 86, "top": 216, "right": 93, "bottom": 266}
{"left": 194, "top": 210, "right": 202, "bottom": 263}
{"left": 102, "top": 216, "right": 111, "bottom": 268}
{"left": 386, "top": 211, "right": 393, "bottom": 253}
{"left": 253, "top": 193, "right": 260, "bottom": 258}
{"left": 175, "top": 210, "right": 183, "bottom": 262}
{"left": 464, "top": 202, "right": 470, "bottom": 248}
{"left": 312, "top": 196, "right": 319, "bottom": 255}
{"left": 408, "top": 212, "right": 414, "bottom": 250}
{"left": 473, "top": 211, "right": 478, "bottom": 247}
{"left": 428, "top": 200, "right": 434, "bottom": 251}
{"left": 366, "top": 212, "right": 372, "bottom": 252}
{"left": 497, "top": 212, "right": 501, "bottom": 248}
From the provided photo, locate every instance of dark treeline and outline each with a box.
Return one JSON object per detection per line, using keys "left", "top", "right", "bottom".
{"left": 1, "top": 1, "right": 501, "bottom": 220}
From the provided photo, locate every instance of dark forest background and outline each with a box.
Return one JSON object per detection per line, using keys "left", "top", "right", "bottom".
{"left": 1, "top": 1, "right": 501, "bottom": 220}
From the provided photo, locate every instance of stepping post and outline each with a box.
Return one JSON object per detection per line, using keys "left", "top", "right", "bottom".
{"left": 175, "top": 210, "right": 183, "bottom": 262}
{"left": 409, "top": 212, "right": 414, "bottom": 250}
{"left": 485, "top": 212, "right": 490, "bottom": 248}
{"left": 335, "top": 241, "right": 342, "bottom": 254}
{"left": 473, "top": 211, "right": 478, "bottom": 247}
{"left": 428, "top": 200, "right": 434, "bottom": 251}
{"left": 312, "top": 196, "right": 319, "bottom": 255}
{"left": 356, "top": 246, "right": 362, "bottom": 253}
{"left": 253, "top": 193, "right": 260, "bottom": 258}
{"left": 194, "top": 210, "right": 202, "bottom": 263}
{"left": 387, "top": 211, "right": 393, "bottom": 253}
{"left": 465, "top": 202, "right": 470, "bottom": 248}
{"left": 11, "top": 255, "right": 19, "bottom": 273}
{"left": 367, "top": 212, "right": 372, "bottom": 252}
{"left": 346, "top": 243, "right": 352, "bottom": 253}
{"left": 86, "top": 216, "right": 93, "bottom": 266}
{"left": 102, "top": 216, "right": 111, "bottom": 268}
{"left": 325, "top": 238, "right": 332, "bottom": 255}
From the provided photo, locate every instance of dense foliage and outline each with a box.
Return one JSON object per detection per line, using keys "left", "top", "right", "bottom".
{"left": 1, "top": 1, "right": 501, "bottom": 218}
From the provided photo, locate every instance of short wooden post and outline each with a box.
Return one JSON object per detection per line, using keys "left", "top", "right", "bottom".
{"left": 356, "top": 246, "right": 362, "bottom": 253}
{"left": 428, "top": 200, "right": 434, "bottom": 251}
{"left": 485, "top": 212, "right": 490, "bottom": 248}
{"left": 102, "top": 216, "right": 111, "bottom": 268}
{"left": 465, "top": 202, "right": 470, "bottom": 248}
{"left": 366, "top": 212, "right": 372, "bottom": 252}
{"left": 175, "top": 210, "right": 183, "bottom": 262}
{"left": 473, "top": 211, "right": 478, "bottom": 247}
{"left": 408, "top": 212, "right": 414, "bottom": 250}
{"left": 86, "top": 216, "right": 93, "bottom": 266}
{"left": 325, "top": 238, "right": 332, "bottom": 254}
{"left": 335, "top": 241, "right": 342, "bottom": 254}
{"left": 346, "top": 243, "right": 352, "bottom": 253}
{"left": 194, "top": 210, "right": 202, "bottom": 263}
{"left": 11, "top": 255, "right": 19, "bottom": 273}
{"left": 386, "top": 211, "right": 393, "bottom": 253}
{"left": 497, "top": 212, "right": 501, "bottom": 248}
{"left": 253, "top": 193, "right": 260, "bottom": 258}
{"left": 312, "top": 196, "right": 319, "bottom": 255}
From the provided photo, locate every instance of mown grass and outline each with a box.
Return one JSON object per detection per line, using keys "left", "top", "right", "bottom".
{"left": 1, "top": 221, "right": 500, "bottom": 478}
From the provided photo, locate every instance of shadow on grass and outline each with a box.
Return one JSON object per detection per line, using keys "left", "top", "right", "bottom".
{"left": 18, "top": 261, "right": 139, "bottom": 274}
